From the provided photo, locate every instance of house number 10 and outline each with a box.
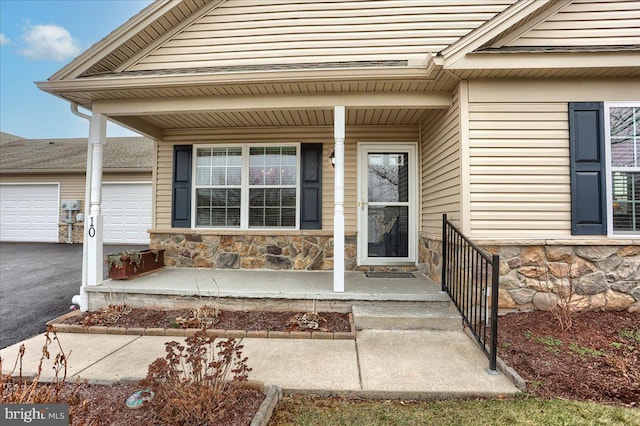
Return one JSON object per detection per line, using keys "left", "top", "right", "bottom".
{"left": 88, "top": 217, "right": 96, "bottom": 238}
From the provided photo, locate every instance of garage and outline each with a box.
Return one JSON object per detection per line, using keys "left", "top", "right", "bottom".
{"left": 102, "top": 182, "right": 152, "bottom": 244}
{"left": 0, "top": 183, "right": 60, "bottom": 242}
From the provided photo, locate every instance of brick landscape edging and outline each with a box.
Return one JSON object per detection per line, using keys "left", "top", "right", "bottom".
{"left": 47, "top": 311, "right": 356, "bottom": 340}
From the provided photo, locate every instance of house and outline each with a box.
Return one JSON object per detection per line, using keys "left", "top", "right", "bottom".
{"left": 0, "top": 133, "right": 153, "bottom": 244}
{"left": 37, "top": 0, "right": 639, "bottom": 312}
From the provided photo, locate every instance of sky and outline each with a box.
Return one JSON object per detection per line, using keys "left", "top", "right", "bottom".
{"left": 0, "top": 0, "right": 153, "bottom": 139}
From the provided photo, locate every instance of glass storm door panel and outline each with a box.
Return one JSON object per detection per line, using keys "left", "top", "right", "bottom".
{"left": 359, "top": 145, "right": 416, "bottom": 265}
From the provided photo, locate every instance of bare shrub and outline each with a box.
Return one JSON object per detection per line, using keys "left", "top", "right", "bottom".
{"left": 174, "top": 276, "right": 221, "bottom": 329}
{"left": 533, "top": 262, "right": 576, "bottom": 331}
{"left": 1, "top": 330, "right": 86, "bottom": 420}
{"left": 81, "top": 303, "right": 132, "bottom": 327}
{"left": 141, "top": 329, "right": 252, "bottom": 424}
{"left": 174, "top": 304, "right": 219, "bottom": 329}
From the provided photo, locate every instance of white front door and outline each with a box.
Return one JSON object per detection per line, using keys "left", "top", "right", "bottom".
{"left": 357, "top": 143, "right": 417, "bottom": 265}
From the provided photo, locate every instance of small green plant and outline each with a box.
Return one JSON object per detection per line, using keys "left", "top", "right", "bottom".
{"left": 618, "top": 327, "right": 640, "bottom": 342}
{"left": 500, "top": 342, "right": 512, "bottom": 349}
{"left": 530, "top": 380, "right": 543, "bottom": 390}
{"left": 609, "top": 342, "right": 623, "bottom": 349}
{"left": 141, "top": 329, "right": 252, "bottom": 425}
{"left": 569, "top": 343, "right": 604, "bottom": 360}
{"left": 536, "top": 335, "right": 562, "bottom": 347}
{"left": 524, "top": 330, "right": 532, "bottom": 340}
{"left": 536, "top": 335, "right": 563, "bottom": 355}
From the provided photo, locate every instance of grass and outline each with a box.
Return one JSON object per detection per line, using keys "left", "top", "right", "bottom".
{"left": 270, "top": 395, "right": 640, "bottom": 426}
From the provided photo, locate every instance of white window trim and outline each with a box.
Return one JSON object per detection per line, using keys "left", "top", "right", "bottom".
{"left": 604, "top": 101, "right": 640, "bottom": 237}
{"left": 191, "top": 143, "right": 301, "bottom": 230}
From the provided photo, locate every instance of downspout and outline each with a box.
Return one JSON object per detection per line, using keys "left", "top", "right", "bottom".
{"left": 70, "top": 103, "right": 92, "bottom": 311}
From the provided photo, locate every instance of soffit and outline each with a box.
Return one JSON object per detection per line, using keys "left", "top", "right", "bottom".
{"left": 449, "top": 65, "right": 640, "bottom": 79}
{"left": 122, "top": 107, "right": 433, "bottom": 130}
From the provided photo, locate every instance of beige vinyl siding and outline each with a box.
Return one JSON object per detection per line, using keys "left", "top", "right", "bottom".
{"left": 420, "top": 87, "right": 461, "bottom": 236}
{"left": 157, "top": 125, "right": 419, "bottom": 232}
{"left": 467, "top": 78, "right": 640, "bottom": 239}
{"left": 508, "top": 0, "right": 640, "bottom": 47}
{"left": 130, "top": 0, "right": 515, "bottom": 71}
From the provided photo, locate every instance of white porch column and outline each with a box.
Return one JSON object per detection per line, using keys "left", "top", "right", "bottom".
{"left": 86, "top": 113, "right": 107, "bottom": 286}
{"left": 333, "top": 106, "right": 345, "bottom": 292}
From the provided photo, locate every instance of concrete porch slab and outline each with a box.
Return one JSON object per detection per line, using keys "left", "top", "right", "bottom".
{"left": 84, "top": 268, "right": 448, "bottom": 311}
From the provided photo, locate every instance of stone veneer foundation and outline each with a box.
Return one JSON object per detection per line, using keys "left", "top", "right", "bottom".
{"left": 150, "top": 231, "right": 357, "bottom": 271}
{"left": 58, "top": 223, "right": 84, "bottom": 244}
{"left": 419, "top": 235, "right": 640, "bottom": 313}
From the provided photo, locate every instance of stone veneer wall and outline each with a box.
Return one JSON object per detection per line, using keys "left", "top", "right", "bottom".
{"left": 419, "top": 235, "right": 640, "bottom": 313}
{"left": 58, "top": 223, "right": 84, "bottom": 244}
{"left": 150, "top": 232, "right": 357, "bottom": 271}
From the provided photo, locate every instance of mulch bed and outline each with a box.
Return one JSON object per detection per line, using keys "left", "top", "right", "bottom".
{"left": 61, "top": 308, "right": 352, "bottom": 333}
{"left": 498, "top": 310, "right": 639, "bottom": 407}
{"left": 45, "top": 383, "right": 263, "bottom": 426}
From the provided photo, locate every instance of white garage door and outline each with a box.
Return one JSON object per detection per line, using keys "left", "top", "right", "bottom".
{"left": 0, "top": 184, "right": 59, "bottom": 242}
{"left": 102, "top": 182, "right": 152, "bottom": 244}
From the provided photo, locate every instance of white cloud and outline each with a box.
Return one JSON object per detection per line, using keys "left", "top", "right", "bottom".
{"left": 0, "top": 33, "right": 9, "bottom": 46}
{"left": 20, "top": 24, "right": 80, "bottom": 61}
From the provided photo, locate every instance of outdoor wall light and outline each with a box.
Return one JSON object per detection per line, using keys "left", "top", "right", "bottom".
{"left": 329, "top": 150, "right": 335, "bottom": 168}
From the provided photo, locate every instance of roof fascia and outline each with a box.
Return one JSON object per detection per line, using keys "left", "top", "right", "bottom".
{"left": 446, "top": 50, "right": 640, "bottom": 71}
{"left": 37, "top": 64, "right": 439, "bottom": 94}
{"left": 49, "top": 0, "right": 186, "bottom": 81}
{"left": 442, "top": 0, "right": 554, "bottom": 68}
{"left": 92, "top": 92, "right": 453, "bottom": 116}
{"left": 486, "top": 0, "right": 573, "bottom": 48}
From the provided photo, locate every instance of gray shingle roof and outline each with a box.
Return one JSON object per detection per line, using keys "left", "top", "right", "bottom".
{"left": 0, "top": 136, "right": 153, "bottom": 171}
{"left": 0, "top": 132, "right": 25, "bottom": 143}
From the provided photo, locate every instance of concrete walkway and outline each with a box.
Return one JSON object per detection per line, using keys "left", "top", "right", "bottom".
{"left": 0, "top": 330, "right": 518, "bottom": 399}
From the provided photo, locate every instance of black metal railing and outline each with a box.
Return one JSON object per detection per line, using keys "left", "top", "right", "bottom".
{"left": 441, "top": 214, "right": 499, "bottom": 372}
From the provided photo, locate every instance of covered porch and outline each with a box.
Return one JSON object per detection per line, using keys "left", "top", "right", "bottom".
{"left": 87, "top": 267, "right": 446, "bottom": 312}
{"left": 38, "top": 55, "right": 456, "bottom": 311}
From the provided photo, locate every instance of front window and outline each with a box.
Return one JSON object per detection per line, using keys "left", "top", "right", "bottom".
{"left": 607, "top": 104, "right": 640, "bottom": 234}
{"left": 194, "top": 145, "right": 298, "bottom": 229}
{"left": 249, "top": 146, "right": 297, "bottom": 227}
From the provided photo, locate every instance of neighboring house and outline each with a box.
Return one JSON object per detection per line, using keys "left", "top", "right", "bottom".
{"left": 0, "top": 134, "right": 154, "bottom": 244}
{"left": 37, "top": 0, "right": 639, "bottom": 310}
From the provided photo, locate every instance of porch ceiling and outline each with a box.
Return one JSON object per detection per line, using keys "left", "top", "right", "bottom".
{"left": 115, "top": 107, "right": 434, "bottom": 129}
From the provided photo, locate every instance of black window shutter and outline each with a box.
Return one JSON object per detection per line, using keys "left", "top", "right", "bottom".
{"left": 172, "top": 145, "right": 192, "bottom": 228}
{"left": 300, "top": 143, "right": 323, "bottom": 229}
{"left": 569, "top": 102, "right": 607, "bottom": 235}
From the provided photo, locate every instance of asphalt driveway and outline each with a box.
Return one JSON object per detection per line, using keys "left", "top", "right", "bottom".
{"left": 0, "top": 242, "right": 144, "bottom": 349}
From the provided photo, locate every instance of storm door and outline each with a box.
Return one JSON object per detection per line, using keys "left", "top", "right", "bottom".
{"left": 357, "top": 143, "right": 417, "bottom": 265}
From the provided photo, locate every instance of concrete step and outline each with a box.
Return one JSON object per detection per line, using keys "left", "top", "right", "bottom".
{"left": 352, "top": 303, "right": 461, "bottom": 331}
